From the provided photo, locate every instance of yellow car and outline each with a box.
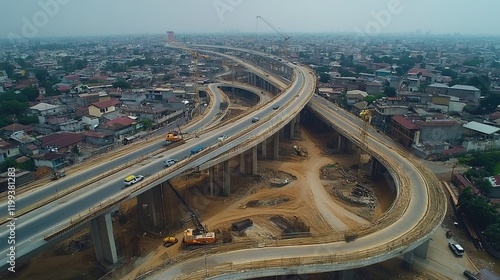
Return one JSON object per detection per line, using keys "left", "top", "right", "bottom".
{"left": 163, "top": 237, "right": 178, "bottom": 247}
{"left": 123, "top": 175, "right": 144, "bottom": 186}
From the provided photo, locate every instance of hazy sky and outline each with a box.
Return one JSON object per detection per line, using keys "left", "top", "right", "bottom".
{"left": 1, "top": 0, "right": 500, "bottom": 39}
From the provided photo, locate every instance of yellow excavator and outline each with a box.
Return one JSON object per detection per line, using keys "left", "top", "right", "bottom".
{"left": 165, "top": 124, "right": 183, "bottom": 143}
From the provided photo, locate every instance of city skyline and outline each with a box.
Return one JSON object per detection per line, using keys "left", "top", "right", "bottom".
{"left": 1, "top": 0, "right": 500, "bottom": 39}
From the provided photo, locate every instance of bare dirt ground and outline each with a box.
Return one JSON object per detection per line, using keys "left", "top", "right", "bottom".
{"left": 10, "top": 127, "right": 499, "bottom": 280}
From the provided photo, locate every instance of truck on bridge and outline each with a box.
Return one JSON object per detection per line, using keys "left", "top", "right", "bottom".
{"left": 190, "top": 146, "right": 204, "bottom": 155}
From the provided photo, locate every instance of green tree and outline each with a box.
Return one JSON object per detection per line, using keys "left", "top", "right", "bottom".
{"left": 162, "top": 74, "right": 175, "bottom": 81}
{"left": 73, "top": 59, "right": 88, "bottom": 71}
{"left": 441, "top": 69, "right": 458, "bottom": 79}
{"left": 17, "top": 115, "right": 38, "bottom": 125}
{"left": 463, "top": 57, "right": 483, "bottom": 67}
{"left": 35, "top": 69, "right": 49, "bottom": 84}
{"left": 0, "top": 100, "right": 28, "bottom": 115}
{"left": 21, "top": 87, "right": 40, "bottom": 101}
{"left": 476, "top": 93, "right": 500, "bottom": 114}
{"left": 71, "top": 145, "right": 81, "bottom": 156}
{"left": 0, "top": 91, "right": 28, "bottom": 102}
{"left": 0, "top": 116, "right": 11, "bottom": 127}
{"left": 112, "top": 80, "right": 132, "bottom": 89}
{"left": 476, "top": 178, "right": 492, "bottom": 195}
{"left": 384, "top": 87, "right": 397, "bottom": 97}
{"left": 338, "top": 68, "right": 356, "bottom": 77}
{"left": 315, "top": 66, "right": 330, "bottom": 73}
{"left": 105, "top": 63, "right": 127, "bottom": 73}
{"left": 0, "top": 62, "right": 15, "bottom": 78}
{"left": 395, "top": 67, "right": 404, "bottom": 76}
{"left": 354, "top": 64, "right": 370, "bottom": 74}
{"left": 484, "top": 223, "right": 500, "bottom": 251}
{"left": 363, "top": 93, "right": 385, "bottom": 104}
{"left": 458, "top": 188, "right": 500, "bottom": 230}
{"left": 158, "top": 58, "right": 173, "bottom": 65}
{"left": 141, "top": 119, "right": 153, "bottom": 130}
{"left": 466, "top": 75, "right": 490, "bottom": 93}
{"left": 17, "top": 158, "right": 36, "bottom": 171}
{"left": 319, "top": 72, "right": 330, "bottom": 83}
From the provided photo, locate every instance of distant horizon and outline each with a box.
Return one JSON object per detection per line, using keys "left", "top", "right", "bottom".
{"left": 2, "top": 1, "right": 500, "bottom": 40}
{"left": 3, "top": 31, "right": 500, "bottom": 42}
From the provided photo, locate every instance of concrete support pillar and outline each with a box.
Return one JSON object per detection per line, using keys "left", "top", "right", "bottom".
{"left": 368, "top": 158, "right": 383, "bottom": 178}
{"left": 239, "top": 152, "right": 246, "bottom": 173}
{"left": 140, "top": 188, "right": 158, "bottom": 227}
{"left": 337, "top": 134, "right": 343, "bottom": 152}
{"left": 414, "top": 239, "right": 430, "bottom": 259}
{"left": 209, "top": 166, "right": 214, "bottom": 196}
{"left": 290, "top": 118, "right": 296, "bottom": 139}
{"left": 90, "top": 213, "right": 118, "bottom": 264}
{"left": 223, "top": 160, "right": 230, "bottom": 196}
{"left": 403, "top": 251, "right": 414, "bottom": 268}
{"left": 273, "top": 132, "right": 279, "bottom": 160}
{"left": 261, "top": 139, "right": 267, "bottom": 158}
{"left": 252, "top": 146, "right": 258, "bottom": 175}
{"left": 295, "top": 112, "right": 300, "bottom": 127}
{"left": 337, "top": 269, "right": 354, "bottom": 280}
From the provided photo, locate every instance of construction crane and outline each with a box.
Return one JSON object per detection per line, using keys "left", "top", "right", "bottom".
{"left": 358, "top": 109, "right": 372, "bottom": 181}
{"left": 166, "top": 180, "right": 216, "bottom": 246}
{"left": 256, "top": 15, "right": 291, "bottom": 58}
{"left": 165, "top": 38, "right": 209, "bottom": 115}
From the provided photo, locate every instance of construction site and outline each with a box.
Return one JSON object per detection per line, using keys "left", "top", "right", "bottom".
{"left": 9, "top": 122, "right": 402, "bottom": 280}
{"left": 5, "top": 74, "right": 498, "bottom": 280}
{"left": 3, "top": 75, "right": 454, "bottom": 279}
{"left": 8, "top": 117, "right": 500, "bottom": 280}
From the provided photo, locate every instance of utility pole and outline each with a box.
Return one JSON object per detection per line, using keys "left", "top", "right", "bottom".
{"left": 205, "top": 253, "right": 208, "bottom": 277}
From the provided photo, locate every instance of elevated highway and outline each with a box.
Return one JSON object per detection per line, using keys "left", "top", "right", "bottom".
{"left": 0, "top": 46, "right": 445, "bottom": 279}
{"left": 148, "top": 95, "right": 446, "bottom": 280}
{"left": 0, "top": 49, "right": 311, "bottom": 271}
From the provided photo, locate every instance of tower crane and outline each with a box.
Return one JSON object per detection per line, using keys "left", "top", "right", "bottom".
{"left": 358, "top": 109, "right": 372, "bottom": 181}
{"left": 165, "top": 38, "right": 209, "bottom": 115}
{"left": 256, "top": 15, "right": 291, "bottom": 58}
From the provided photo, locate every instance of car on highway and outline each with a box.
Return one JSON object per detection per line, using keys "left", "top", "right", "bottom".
{"left": 123, "top": 175, "right": 144, "bottom": 186}
{"left": 252, "top": 117, "right": 260, "bottom": 123}
{"left": 217, "top": 134, "right": 228, "bottom": 142}
{"left": 190, "top": 146, "right": 205, "bottom": 155}
{"left": 272, "top": 104, "right": 280, "bottom": 110}
{"left": 163, "top": 158, "right": 179, "bottom": 167}
{"left": 449, "top": 242, "right": 464, "bottom": 256}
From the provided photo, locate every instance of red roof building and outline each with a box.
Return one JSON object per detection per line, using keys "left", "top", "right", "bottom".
{"left": 2, "top": 123, "right": 34, "bottom": 136}
{"left": 389, "top": 115, "right": 420, "bottom": 147}
{"left": 88, "top": 99, "right": 120, "bottom": 117}
{"left": 90, "top": 99, "right": 120, "bottom": 109}
{"left": 106, "top": 116, "right": 135, "bottom": 127}
{"left": 38, "top": 132, "right": 84, "bottom": 152}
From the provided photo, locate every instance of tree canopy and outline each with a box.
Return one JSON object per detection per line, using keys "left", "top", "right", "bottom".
{"left": 319, "top": 72, "right": 330, "bottom": 83}
{"left": 112, "top": 80, "right": 131, "bottom": 89}
{"left": 383, "top": 86, "right": 397, "bottom": 97}
{"left": 458, "top": 188, "right": 500, "bottom": 250}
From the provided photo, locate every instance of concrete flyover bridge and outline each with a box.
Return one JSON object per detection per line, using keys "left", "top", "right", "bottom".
{"left": 146, "top": 55, "right": 446, "bottom": 280}
{"left": 0, "top": 47, "right": 312, "bottom": 273}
